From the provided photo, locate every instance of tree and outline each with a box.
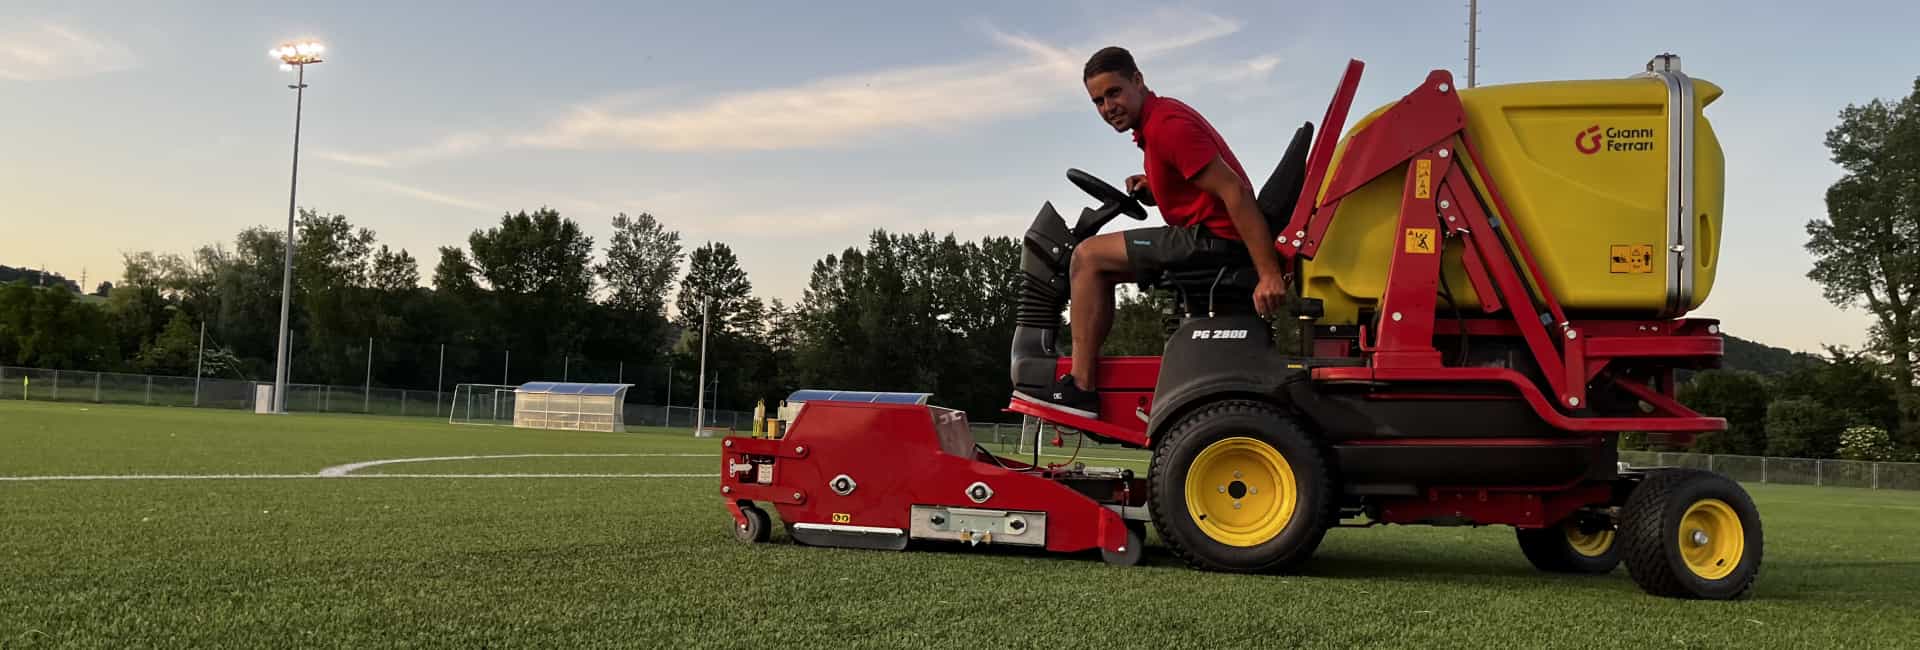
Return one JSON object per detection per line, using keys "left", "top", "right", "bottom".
{"left": 369, "top": 246, "right": 419, "bottom": 293}
{"left": 676, "top": 242, "right": 762, "bottom": 339}
{"left": 463, "top": 208, "right": 598, "bottom": 381}
{"left": 432, "top": 247, "right": 479, "bottom": 294}
{"left": 1804, "top": 77, "right": 1920, "bottom": 425}
{"left": 1764, "top": 397, "right": 1845, "bottom": 458}
{"left": 93, "top": 282, "right": 112, "bottom": 297}
{"left": 133, "top": 310, "right": 200, "bottom": 375}
{"left": 1678, "top": 370, "right": 1771, "bottom": 455}
{"left": 597, "top": 212, "right": 683, "bottom": 316}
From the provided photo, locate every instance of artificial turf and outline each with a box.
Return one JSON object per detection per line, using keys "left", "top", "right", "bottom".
{"left": 2, "top": 400, "right": 1918, "bottom": 648}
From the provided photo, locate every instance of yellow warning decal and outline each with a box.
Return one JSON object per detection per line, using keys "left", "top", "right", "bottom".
{"left": 1414, "top": 159, "right": 1432, "bottom": 199}
{"left": 832, "top": 513, "right": 852, "bottom": 523}
{"left": 1609, "top": 244, "right": 1654, "bottom": 274}
{"left": 1404, "top": 228, "right": 1437, "bottom": 255}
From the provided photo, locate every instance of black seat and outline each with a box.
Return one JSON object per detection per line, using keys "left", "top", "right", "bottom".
{"left": 1150, "top": 121, "right": 1315, "bottom": 317}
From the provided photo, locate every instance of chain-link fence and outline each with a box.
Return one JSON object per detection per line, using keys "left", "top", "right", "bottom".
{"left": 0, "top": 364, "right": 759, "bottom": 430}
{"left": 0, "top": 364, "right": 1032, "bottom": 436}
{"left": 1620, "top": 450, "right": 1920, "bottom": 491}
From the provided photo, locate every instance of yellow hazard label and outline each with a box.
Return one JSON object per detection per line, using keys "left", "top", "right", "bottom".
{"left": 831, "top": 513, "right": 851, "bottom": 523}
{"left": 1404, "top": 228, "right": 1437, "bottom": 255}
{"left": 1414, "top": 159, "right": 1432, "bottom": 199}
{"left": 1610, "top": 244, "right": 1654, "bottom": 273}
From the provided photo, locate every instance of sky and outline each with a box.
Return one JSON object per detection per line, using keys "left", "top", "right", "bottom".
{"left": 4, "top": 0, "right": 1918, "bottom": 354}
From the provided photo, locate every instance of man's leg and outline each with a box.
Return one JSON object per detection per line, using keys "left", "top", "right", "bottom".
{"left": 1068, "top": 232, "right": 1133, "bottom": 391}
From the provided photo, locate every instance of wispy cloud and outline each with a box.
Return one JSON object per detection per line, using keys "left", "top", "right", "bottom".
{"left": 321, "top": 8, "right": 1246, "bottom": 166}
{"left": 0, "top": 23, "right": 135, "bottom": 81}
{"left": 349, "top": 177, "right": 497, "bottom": 212}
{"left": 316, "top": 133, "right": 495, "bottom": 169}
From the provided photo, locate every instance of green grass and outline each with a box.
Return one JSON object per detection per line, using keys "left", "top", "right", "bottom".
{"left": 3, "top": 400, "right": 1919, "bottom": 648}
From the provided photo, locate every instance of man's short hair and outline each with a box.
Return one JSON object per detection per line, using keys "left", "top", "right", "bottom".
{"left": 1083, "top": 46, "right": 1140, "bottom": 82}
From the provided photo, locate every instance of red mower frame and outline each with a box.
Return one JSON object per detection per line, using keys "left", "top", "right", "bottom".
{"left": 1010, "top": 59, "right": 1728, "bottom": 529}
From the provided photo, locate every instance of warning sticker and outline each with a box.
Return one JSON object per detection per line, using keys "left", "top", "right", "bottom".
{"left": 1404, "top": 228, "right": 1437, "bottom": 255}
{"left": 1414, "top": 159, "right": 1432, "bottom": 199}
{"left": 1610, "top": 244, "right": 1654, "bottom": 273}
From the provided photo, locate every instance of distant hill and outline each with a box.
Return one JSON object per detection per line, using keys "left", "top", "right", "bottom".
{"left": 1721, "top": 333, "right": 1820, "bottom": 375}
{"left": 0, "top": 265, "right": 80, "bottom": 293}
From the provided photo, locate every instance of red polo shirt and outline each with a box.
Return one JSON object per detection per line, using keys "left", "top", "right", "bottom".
{"left": 1133, "top": 93, "right": 1251, "bottom": 240}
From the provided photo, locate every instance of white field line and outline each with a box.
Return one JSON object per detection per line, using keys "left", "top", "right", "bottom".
{"left": 0, "top": 473, "right": 713, "bottom": 482}
{"left": 316, "top": 453, "right": 716, "bottom": 477}
{"left": 0, "top": 453, "right": 720, "bottom": 482}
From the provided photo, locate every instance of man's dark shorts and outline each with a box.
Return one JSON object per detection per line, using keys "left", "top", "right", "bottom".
{"left": 1122, "top": 225, "right": 1250, "bottom": 284}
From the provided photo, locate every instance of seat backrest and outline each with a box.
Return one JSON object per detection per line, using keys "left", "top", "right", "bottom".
{"left": 1256, "top": 122, "right": 1315, "bottom": 235}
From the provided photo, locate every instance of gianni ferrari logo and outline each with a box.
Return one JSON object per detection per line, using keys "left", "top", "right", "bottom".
{"left": 1575, "top": 124, "right": 1656, "bottom": 155}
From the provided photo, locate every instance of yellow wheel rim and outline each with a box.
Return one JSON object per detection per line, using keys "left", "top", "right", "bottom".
{"left": 1183, "top": 437, "right": 1297, "bottom": 547}
{"left": 1678, "top": 498, "right": 1745, "bottom": 580}
{"left": 1564, "top": 521, "right": 1614, "bottom": 558}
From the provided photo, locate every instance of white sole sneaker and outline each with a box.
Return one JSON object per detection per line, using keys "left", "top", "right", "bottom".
{"left": 1011, "top": 391, "right": 1099, "bottom": 420}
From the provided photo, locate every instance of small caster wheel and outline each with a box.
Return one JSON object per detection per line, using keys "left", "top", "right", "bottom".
{"left": 1102, "top": 520, "right": 1147, "bottom": 567}
{"left": 734, "top": 505, "right": 771, "bottom": 544}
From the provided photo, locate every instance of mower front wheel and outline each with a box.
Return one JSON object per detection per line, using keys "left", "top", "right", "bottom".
{"left": 733, "top": 504, "right": 771, "bottom": 544}
{"left": 1148, "top": 400, "right": 1334, "bottom": 573}
{"left": 1620, "top": 469, "right": 1762, "bottom": 599}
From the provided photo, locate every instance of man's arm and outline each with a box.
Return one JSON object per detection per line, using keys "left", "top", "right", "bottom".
{"left": 1191, "top": 156, "right": 1287, "bottom": 316}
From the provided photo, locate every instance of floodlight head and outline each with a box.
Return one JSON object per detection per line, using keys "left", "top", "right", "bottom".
{"left": 273, "top": 40, "right": 325, "bottom": 66}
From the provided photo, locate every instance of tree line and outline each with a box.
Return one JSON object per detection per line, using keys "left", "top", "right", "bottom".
{"left": 0, "top": 206, "right": 1070, "bottom": 421}
{"left": 3, "top": 76, "right": 1917, "bottom": 455}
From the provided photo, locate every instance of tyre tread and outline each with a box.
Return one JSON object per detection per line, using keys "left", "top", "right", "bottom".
{"left": 1148, "top": 399, "right": 1335, "bottom": 573}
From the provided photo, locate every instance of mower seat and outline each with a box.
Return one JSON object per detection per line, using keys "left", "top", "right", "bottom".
{"left": 1148, "top": 121, "right": 1315, "bottom": 317}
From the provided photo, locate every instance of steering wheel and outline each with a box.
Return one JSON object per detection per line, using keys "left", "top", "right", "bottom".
{"left": 1066, "top": 169, "right": 1149, "bottom": 221}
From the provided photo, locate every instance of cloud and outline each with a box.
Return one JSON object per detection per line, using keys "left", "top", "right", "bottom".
{"left": 316, "top": 133, "right": 495, "bottom": 169}
{"left": 349, "top": 177, "right": 497, "bottom": 212}
{"left": 321, "top": 8, "right": 1246, "bottom": 166}
{"left": 0, "top": 23, "right": 134, "bottom": 81}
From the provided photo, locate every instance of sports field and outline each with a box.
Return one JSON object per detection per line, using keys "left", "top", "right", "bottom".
{"left": 3, "top": 400, "right": 1917, "bottom": 648}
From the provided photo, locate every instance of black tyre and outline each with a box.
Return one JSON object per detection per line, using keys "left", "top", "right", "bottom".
{"left": 733, "top": 505, "right": 771, "bottom": 544}
{"left": 1100, "top": 520, "right": 1147, "bottom": 567}
{"left": 1148, "top": 400, "right": 1334, "bottom": 573}
{"left": 1516, "top": 516, "right": 1620, "bottom": 574}
{"left": 1620, "top": 469, "right": 1763, "bottom": 599}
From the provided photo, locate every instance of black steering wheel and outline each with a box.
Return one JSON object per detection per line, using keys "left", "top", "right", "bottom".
{"left": 1066, "top": 169, "right": 1149, "bottom": 221}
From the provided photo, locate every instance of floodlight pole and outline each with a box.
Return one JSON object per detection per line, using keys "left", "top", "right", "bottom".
{"left": 270, "top": 62, "right": 311, "bottom": 414}
{"left": 436, "top": 343, "right": 445, "bottom": 417}
{"left": 693, "top": 295, "right": 709, "bottom": 434}
{"left": 194, "top": 320, "right": 206, "bottom": 407}
{"left": 268, "top": 42, "right": 323, "bottom": 414}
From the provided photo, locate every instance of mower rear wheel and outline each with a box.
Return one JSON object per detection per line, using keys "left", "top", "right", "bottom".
{"left": 1516, "top": 517, "right": 1619, "bottom": 574}
{"left": 1149, "top": 400, "right": 1333, "bottom": 573}
{"left": 1620, "top": 469, "right": 1762, "bottom": 599}
{"left": 733, "top": 505, "right": 771, "bottom": 544}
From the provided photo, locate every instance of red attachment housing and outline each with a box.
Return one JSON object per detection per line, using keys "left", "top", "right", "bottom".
{"left": 721, "top": 399, "right": 1143, "bottom": 556}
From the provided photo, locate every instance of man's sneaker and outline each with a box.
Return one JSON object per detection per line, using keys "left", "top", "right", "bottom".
{"left": 1013, "top": 376, "right": 1100, "bottom": 419}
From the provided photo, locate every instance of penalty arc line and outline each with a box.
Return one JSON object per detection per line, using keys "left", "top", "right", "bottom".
{"left": 0, "top": 473, "right": 716, "bottom": 482}
{"left": 316, "top": 453, "right": 717, "bottom": 477}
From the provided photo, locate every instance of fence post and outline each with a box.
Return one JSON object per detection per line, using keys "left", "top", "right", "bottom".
{"left": 1761, "top": 457, "right": 1768, "bottom": 483}
{"left": 145, "top": 376, "right": 152, "bottom": 404}
{"left": 1707, "top": 454, "right": 1714, "bottom": 473}
{"left": 1816, "top": 460, "right": 1823, "bottom": 487}
{"left": 401, "top": 390, "right": 408, "bottom": 417}
{"left": 93, "top": 372, "right": 101, "bottom": 403}
{"left": 324, "top": 386, "right": 331, "bottom": 412}
{"left": 1872, "top": 462, "right": 1879, "bottom": 490}
{"left": 52, "top": 371, "right": 59, "bottom": 401}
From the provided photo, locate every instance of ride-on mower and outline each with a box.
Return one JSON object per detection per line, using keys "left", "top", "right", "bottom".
{"left": 721, "top": 53, "right": 1763, "bottom": 600}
